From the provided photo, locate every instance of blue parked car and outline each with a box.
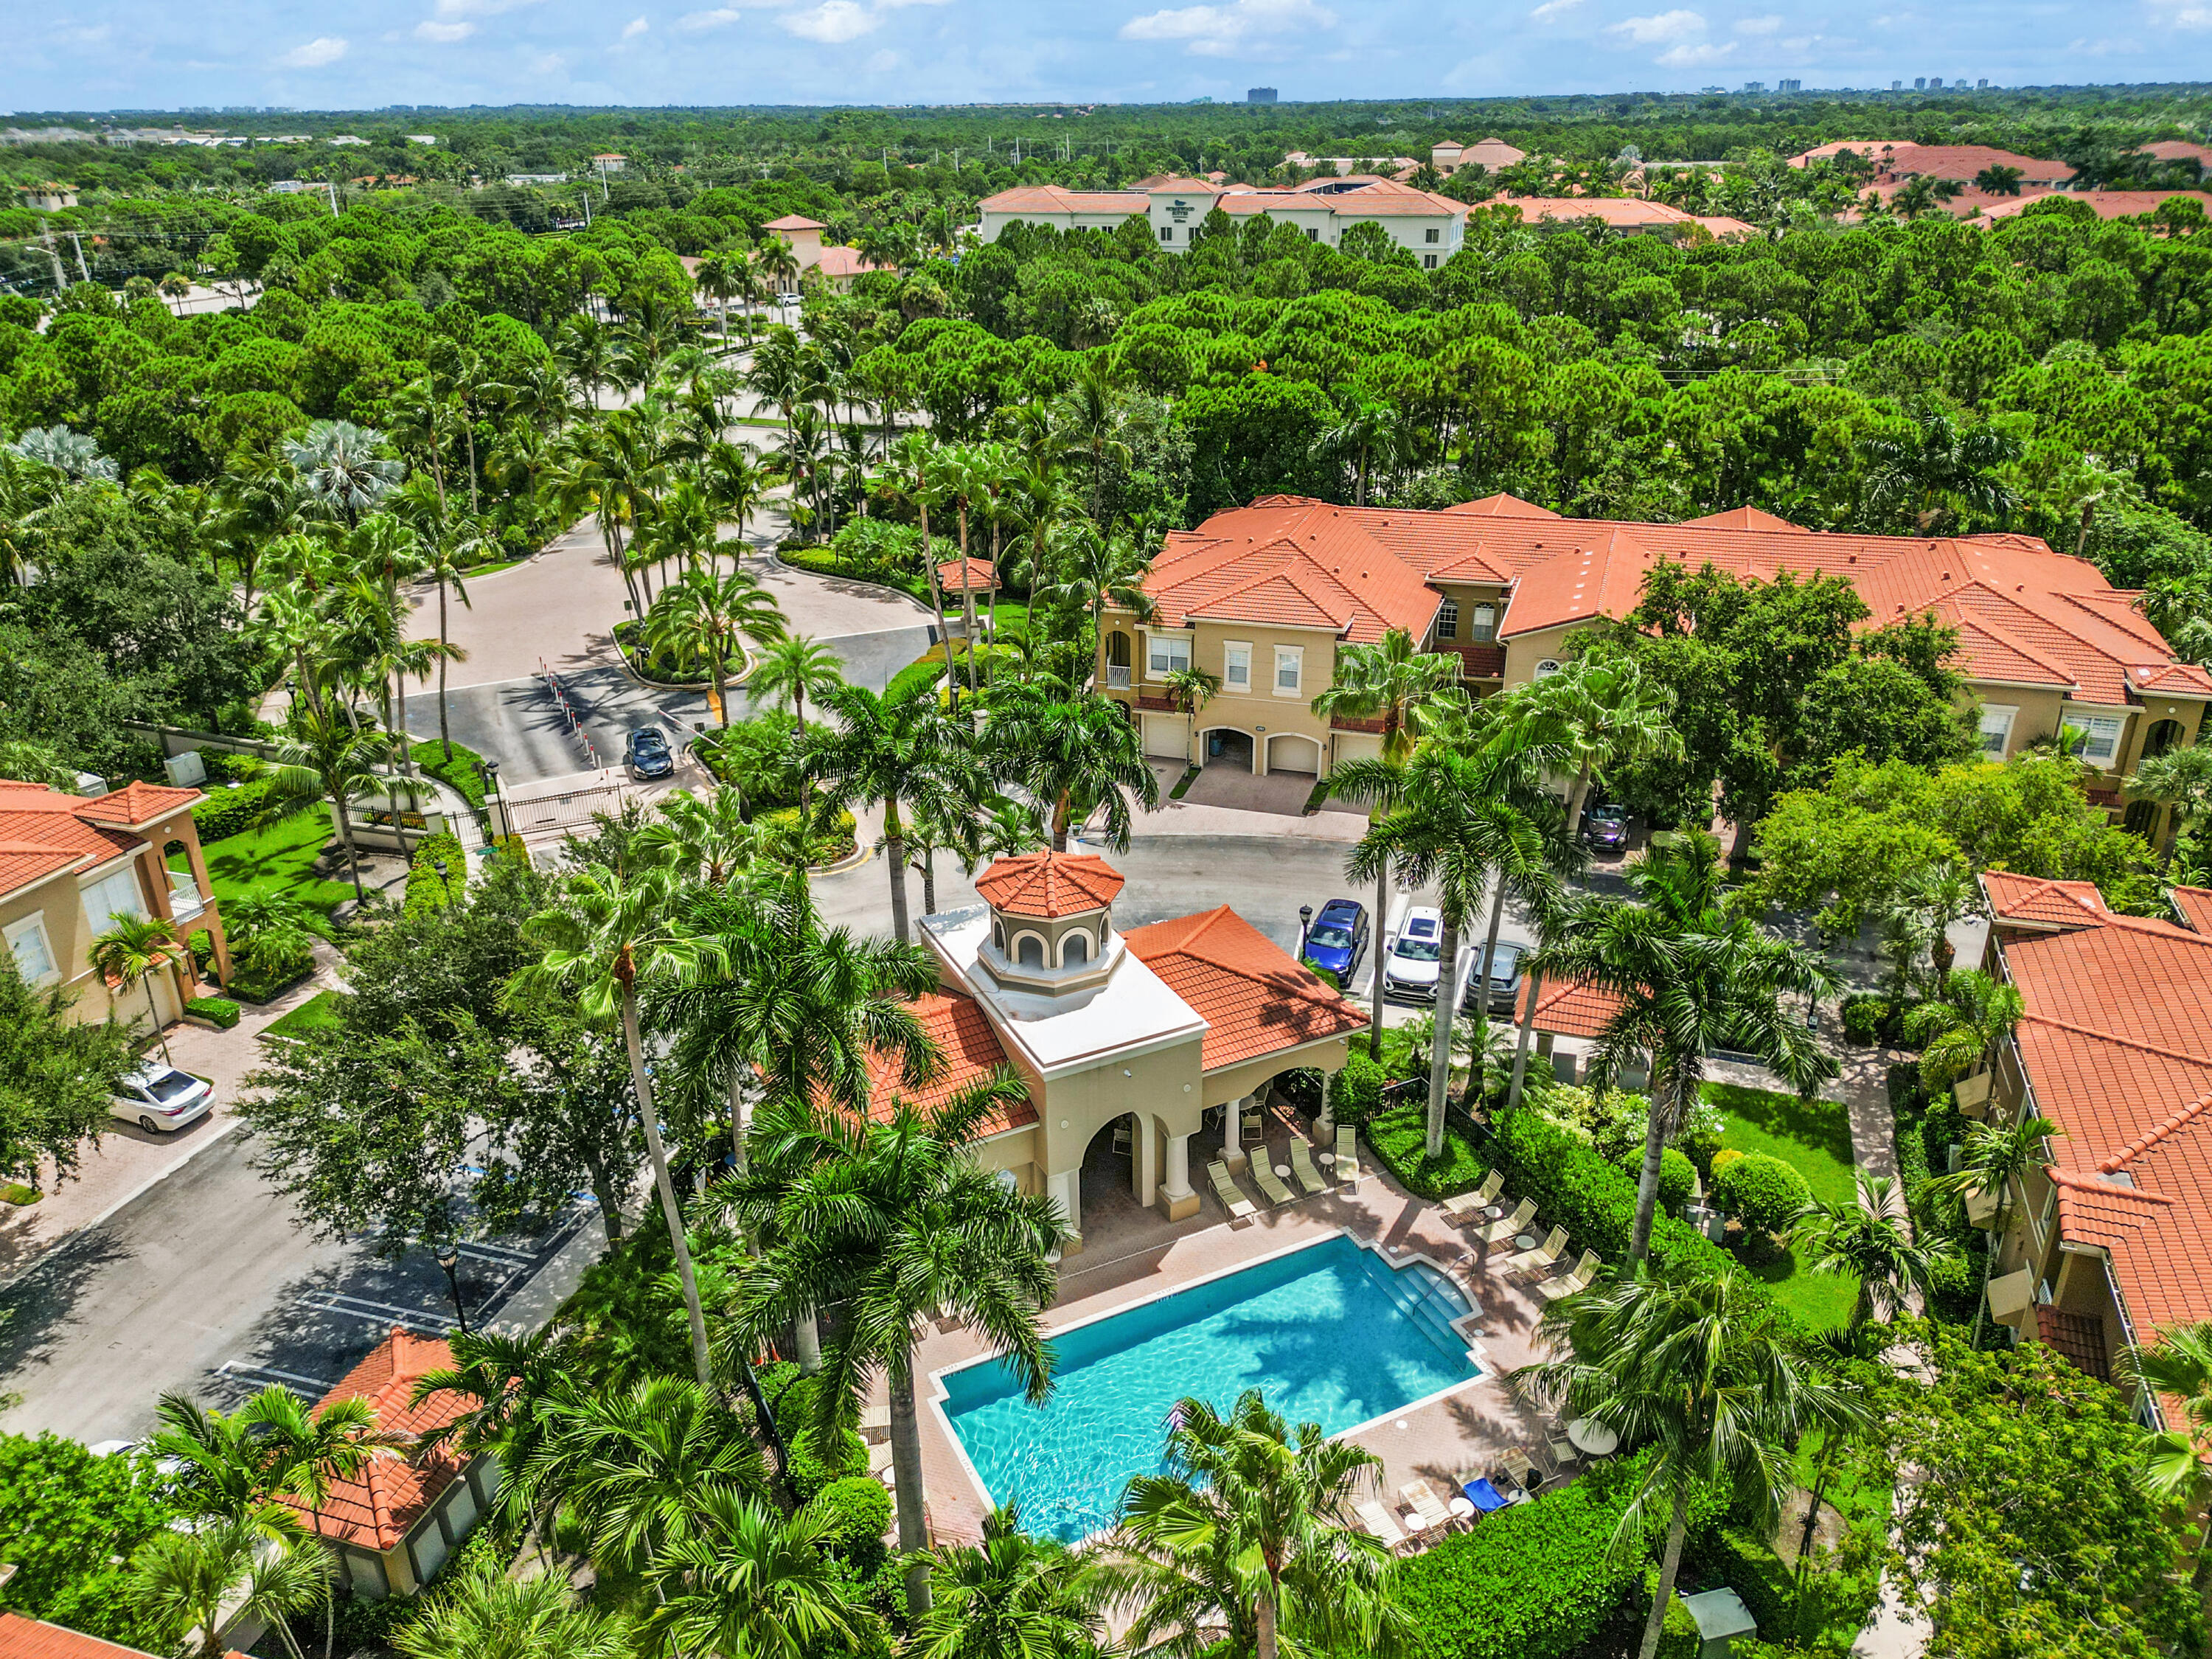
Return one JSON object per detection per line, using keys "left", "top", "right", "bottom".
{"left": 1304, "top": 898, "right": 1368, "bottom": 981}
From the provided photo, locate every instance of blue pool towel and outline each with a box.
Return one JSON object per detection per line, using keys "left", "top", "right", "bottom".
{"left": 1462, "top": 1478, "right": 1509, "bottom": 1513}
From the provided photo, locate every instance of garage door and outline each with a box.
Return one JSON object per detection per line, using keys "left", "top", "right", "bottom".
{"left": 1333, "top": 731, "right": 1382, "bottom": 769}
{"left": 1266, "top": 733, "right": 1323, "bottom": 776}
{"left": 1141, "top": 714, "right": 1188, "bottom": 761}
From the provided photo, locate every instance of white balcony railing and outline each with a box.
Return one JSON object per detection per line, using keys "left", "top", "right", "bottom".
{"left": 1106, "top": 665, "right": 1133, "bottom": 689}
{"left": 168, "top": 870, "right": 207, "bottom": 922}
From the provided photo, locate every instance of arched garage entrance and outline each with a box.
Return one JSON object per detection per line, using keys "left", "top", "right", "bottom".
{"left": 1264, "top": 732, "right": 1322, "bottom": 778}
{"left": 1203, "top": 727, "right": 1254, "bottom": 771}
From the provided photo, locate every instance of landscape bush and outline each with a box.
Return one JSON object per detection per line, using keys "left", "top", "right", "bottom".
{"left": 184, "top": 928, "right": 214, "bottom": 973}
{"left": 762, "top": 1369, "right": 871, "bottom": 1502}
{"left": 408, "top": 740, "right": 488, "bottom": 812}
{"left": 0, "top": 1432, "right": 184, "bottom": 1652}
{"left": 402, "top": 832, "right": 467, "bottom": 917}
{"left": 804, "top": 1475, "right": 892, "bottom": 1574}
{"left": 1618, "top": 1145, "right": 1699, "bottom": 1217}
{"left": 1326, "top": 1048, "right": 1387, "bottom": 1125}
{"left": 181, "top": 995, "right": 240, "bottom": 1029}
{"left": 189, "top": 776, "right": 279, "bottom": 842}
{"left": 1840, "top": 992, "right": 1893, "bottom": 1044}
{"left": 1711, "top": 1152, "right": 1813, "bottom": 1242}
{"left": 1300, "top": 955, "right": 1341, "bottom": 990}
{"left": 1363, "top": 1102, "right": 1488, "bottom": 1199}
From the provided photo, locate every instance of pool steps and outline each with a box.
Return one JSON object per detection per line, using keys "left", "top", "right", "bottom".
{"left": 1355, "top": 1253, "right": 1478, "bottom": 1362}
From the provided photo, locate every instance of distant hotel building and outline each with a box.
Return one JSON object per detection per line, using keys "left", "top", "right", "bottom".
{"left": 1248, "top": 87, "right": 1278, "bottom": 103}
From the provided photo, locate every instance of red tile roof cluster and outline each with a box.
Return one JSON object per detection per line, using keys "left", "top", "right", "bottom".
{"left": 812, "top": 246, "right": 889, "bottom": 279}
{"left": 1788, "top": 140, "right": 2075, "bottom": 184}
{"left": 843, "top": 990, "right": 1037, "bottom": 1134}
{"left": 1123, "top": 906, "right": 1368, "bottom": 1071}
{"left": 1978, "top": 189, "right": 2212, "bottom": 223}
{"left": 1991, "top": 880, "right": 2212, "bottom": 1362}
{"left": 1514, "top": 975, "right": 1628, "bottom": 1039}
{"left": 1484, "top": 197, "right": 1714, "bottom": 232}
{"left": 1983, "top": 872, "right": 2114, "bottom": 931}
{"left": 936, "top": 556, "right": 999, "bottom": 594}
{"left": 974, "top": 851, "right": 1126, "bottom": 918}
{"left": 2143, "top": 140, "right": 2212, "bottom": 167}
{"left": 296, "top": 1329, "right": 471, "bottom": 1551}
{"left": 0, "top": 780, "right": 187, "bottom": 901}
{"left": 0, "top": 1612, "right": 246, "bottom": 1659}
{"left": 980, "top": 178, "right": 1464, "bottom": 224}
{"left": 978, "top": 184, "right": 1164, "bottom": 217}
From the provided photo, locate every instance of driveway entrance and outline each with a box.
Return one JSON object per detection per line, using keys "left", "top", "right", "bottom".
{"left": 1203, "top": 728, "right": 1254, "bottom": 771}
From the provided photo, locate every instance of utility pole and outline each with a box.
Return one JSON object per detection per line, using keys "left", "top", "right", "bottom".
{"left": 40, "top": 231, "right": 67, "bottom": 293}
{"left": 66, "top": 231, "right": 91, "bottom": 284}
{"left": 324, "top": 180, "right": 339, "bottom": 217}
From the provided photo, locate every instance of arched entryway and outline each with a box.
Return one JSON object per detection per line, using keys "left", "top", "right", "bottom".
{"left": 1078, "top": 1110, "right": 1155, "bottom": 1234}
{"left": 1106, "top": 630, "right": 1133, "bottom": 692}
{"left": 2141, "top": 718, "right": 2186, "bottom": 761}
{"left": 1203, "top": 727, "right": 1254, "bottom": 771}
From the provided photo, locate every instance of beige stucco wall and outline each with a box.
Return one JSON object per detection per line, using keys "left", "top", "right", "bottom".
{"left": 1203, "top": 1035, "right": 1352, "bottom": 1114}
{"left": 1499, "top": 624, "right": 1580, "bottom": 688}
{"left": 1102, "top": 613, "right": 1344, "bottom": 775}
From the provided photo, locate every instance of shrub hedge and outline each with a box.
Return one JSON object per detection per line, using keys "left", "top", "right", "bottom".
{"left": 1327, "top": 1049, "right": 1387, "bottom": 1125}
{"left": 190, "top": 778, "right": 281, "bottom": 842}
{"left": 1711, "top": 1152, "right": 1812, "bottom": 1238}
{"left": 403, "top": 832, "right": 467, "bottom": 917}
{"left": 804, "top": 1475, "right": 891, "bottom": 1574}
{"left": 1364, "top": 1102, "right": 1489, "bottom": 1199}
{"left": 408, "top": 740, "right": 488, "bottom": 812}
{"left": 182, "top": 996, "right": 240, "bottom": 1029}
{"left": 762, "top": 1369, "right": 871, "bottom": 1503}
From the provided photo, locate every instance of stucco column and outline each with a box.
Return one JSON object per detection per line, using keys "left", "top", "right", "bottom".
{"left": 1135, "top": 1116, "right": 1156, "bottom": 1210}
{"left": 1047, "top": 1168, "right": 1083, "bottom": 1257}
{"left": 1158, "top": 1131, "right": 1199, "bottom": 1222}
{"left": 1222, "top": 1096, "right": 1247, "bottom": 1170}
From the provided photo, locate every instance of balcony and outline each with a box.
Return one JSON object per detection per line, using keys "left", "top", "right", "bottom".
{"left": 1986, "top": 1266, "right": 2037, "bottom": 1324}
{"left": 1106, "top": 665, "right": 1132, "bottom": 690}
{"left": 1953, "top": 1071, "right": 1992, "bottom": 1119}
{"left": 167, "top": 870, "right": 209, "bottom": 922}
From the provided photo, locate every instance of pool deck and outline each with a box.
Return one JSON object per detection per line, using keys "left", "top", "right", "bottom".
{"left": 899, "top": 1127, "right": 1561, "bottom": 1547}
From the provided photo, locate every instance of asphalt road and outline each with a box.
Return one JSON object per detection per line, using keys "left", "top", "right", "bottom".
{"left": 0, "top": 1131, "right": 590, "bottom": 1444}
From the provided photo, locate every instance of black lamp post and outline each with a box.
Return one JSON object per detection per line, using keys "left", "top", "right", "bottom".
{"left": 1298, "top": 904, "right": 1313, "bottom": 961}
{"left": 435, "top": 1244, "right": 470, "bottom": 1334}
{"left": 480, "top": 758, "right": 507, "bottom": 842}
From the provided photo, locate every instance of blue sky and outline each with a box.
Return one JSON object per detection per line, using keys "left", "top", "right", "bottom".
{"left": 9, "top": 0, "right": 2212, "bottom": 116}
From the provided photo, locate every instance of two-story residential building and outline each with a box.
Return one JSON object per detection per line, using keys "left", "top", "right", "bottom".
{"left": 978, "top": 176, "right": 1468, "bottom": 267}
{"left": 1966, "top": 872, "right": 2212, "bottom": 1415}
{"left": 0, "top": 779, "right": 228, "bottom": 1026}
{"left": 1094, "top": 494, "right": 2212, "bottom": 826}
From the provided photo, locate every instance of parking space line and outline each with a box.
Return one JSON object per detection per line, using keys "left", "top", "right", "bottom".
{"left": 218, "top": 1360, "right": 335, "bottom": 1394}
{"left": 303, "top": 1293, "right": 451, "bottom": 1335}
{"left": 452, "top": 1241, "right": 535, "bottom": 1265}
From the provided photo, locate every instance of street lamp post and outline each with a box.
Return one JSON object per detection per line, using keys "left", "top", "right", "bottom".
{"left": 435, "top": 1244, "right": 470, "bottom": 1335}
{"left": 479, "top": 757, "right": 509, "bottom": 843}
{"left": 1298, "top": 904, "right": 1313, "bottom": 962}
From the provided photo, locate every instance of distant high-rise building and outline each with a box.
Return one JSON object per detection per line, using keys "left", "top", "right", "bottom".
{"left": 1247, "top": 87, "right": 1278, "bottom": 104}
{"left": 1914, "top": 77, "right": 1927, "bottom": 89}
{"left": 1778, "top": 78, "right": 1802, "bottom": 92}
{"left": 1978, "top": 77, "right": 1989, "bottom": 88}
{"left": 1928, "top": 76, "right": 1944, "bottom": 88}
{"left": 1742, "top": 80, "right": 1766, "bottom": 93}
{"left": 1892, "top": 80, "right": 1904, "bottom": 91}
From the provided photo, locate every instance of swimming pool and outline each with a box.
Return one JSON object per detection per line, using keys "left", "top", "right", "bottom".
{"left": 935, "top": 1232, "right": 1481, "bottom": 1543}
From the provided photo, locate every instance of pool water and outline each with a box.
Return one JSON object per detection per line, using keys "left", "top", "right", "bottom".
{"left": 938, "top": 1233, "right": 1478, "bottom": 1542}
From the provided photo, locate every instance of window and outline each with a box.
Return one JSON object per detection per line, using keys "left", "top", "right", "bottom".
{"left": 1146, "top": 632, "right": 1191, "bottom": 677}
{"left": 1425, "top": 226, "right": 1441, "bottom": 243}
{"left": 2062, "top": 712, "right": 2124, "bottom": 765}
{"left": 1534, "top": 658, "right": 1562, "bottom": 681}
{"left": 1977, "top": 704, "right": 2017, "bottom": 757}
{"left": 1436, "top": 599, "right": 1459, "bottom": 641}
{"left": 1422, "top": 254, "right": 1438, "bottom": 268}
{"left": 1224, "top": 642, "right": 1251, "bottom": 690}
{"left": 1062, "top": 931, "right": 1091, "bottom": 967}
{"left": 1471, "top": 602, "right": 1497, "bottom": 642}
{"left": 1274, "top": 647, "right": 1303, "bottom": 695}
{"left": 4, "top": 915, "right": 57, "bottom": 986}
{"left": 80, "top": 867, "right": 145, "bottom": 936}
{"left": 1305, "top": 227, "right": 1319, "bottom": 241}
{"left": 1015, "top": 933, "right": 1046, "bottom": 967}
{"left": 1159, "top": 225, "right": 1173, "bottom": 242}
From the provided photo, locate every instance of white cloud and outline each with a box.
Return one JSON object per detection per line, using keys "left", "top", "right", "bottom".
{"left": 434, "top": 0, "right": 544, "bottom": 15}
{"left": 782, "top": 0, "right": 879, "bottom": 39}
{"left": 526, "top": 47, "right": 566, "bottom": 70}
{"left": 1604, "top": 8, "right": 1705, "bottom": 43}
{"left": 1118, "top": 0, "right": 1335, "bottom": 58}
{"left": 863, "top": 46, "right": 900, "bottom": 68}
{"left": 1733, "top": 11, "right": 1781, "bottom": 30}
{"left": 276, "top": 35, "right": 349, "bottom": 66}
{"left": 2147, "top": 0, "right": 2212, "bottom": 25}
{"left": 1528, "top": 0, "right": 1582, "bottom": 18}
{"left": 622, "top": 14, "right": 650, "bottom": 34}
{"left": 416, "top": 20, "right": 477, "bottom": 40}
{"left": 1658, "top": 38, "right": 1735, "bottom": 62}
{"left": 676, "top": 0, "right": 790, "bottom": 28}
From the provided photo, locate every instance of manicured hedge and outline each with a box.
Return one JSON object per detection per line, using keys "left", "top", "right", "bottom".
{"left": 182, "top": 996, "right": 240, "bottom": 1029}
{"left": 403, "top": 832, "right": 467, "bottom": 917}
{"left": 762, "top": 1367, "right": 871, "bottom": 1502}
{"left": 1365, "top": 1102, "right": 1489, "bottom": 1200}
{"left": 408, "top": 740, "right": 488, "bottom": 812}
{"left": 191, "top": 777, "right": 280, "bottom": 842}
{"left": 1711, "top": 1152, "right": 1811, "bottom": 1238}
{"left": 1327, "top": 1049, "right": 1386, "bottom": 1125}
{"left": 804, "top": 1475, "right": 891, "bottom": 1573}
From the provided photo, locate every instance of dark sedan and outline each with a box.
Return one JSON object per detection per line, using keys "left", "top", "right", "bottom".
{"left": 1582, "top": 802, "right": 1631, "bottom": 853}
{"left": 625, "top": 725, "right": 676, "bottom": 781}
{"left": 1461, "top": 940, "right": 1526, "bottom": 1018}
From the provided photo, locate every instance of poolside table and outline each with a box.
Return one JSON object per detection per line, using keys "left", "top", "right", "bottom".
{"left": 1276, "top": 1164, "right": 1294, "bottom": 1180}
{"left": 1567, "top": 1418, "right": 1621, "bottom": 1456}
{"left": 1514, "top": 1233, "right": 1538, "bottom": 1251}
{"left": 1447, "top": 1496, "right": 1475, "bottom": 1529}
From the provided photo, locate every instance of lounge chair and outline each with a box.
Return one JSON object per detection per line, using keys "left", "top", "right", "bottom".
{"left": 1356, "top": 1499, "right": 1408, "bottom": 1551}
{"left": 1401, "top": 1481, "right": 1453, "bottom": 1533}
{"left": 1207, "top": 1160, "right": 1257, "bottom": 1220}
{"left": 1289, "top": 1138, "right": 1329, "bottom": 1197}
{"left": 1250, "top": 1157, "right": 1295, "bottom": 1207}
{"left": 1439, "top": 1169, "right": 1506, "bottom": 1220}
{"left": 1502, "top": 1225, "right": 1568, "bottom": 1280}
{"left": 1334, "top": 1122, "right": 1362, "bottom": 1184}
{"left": 1500, "top": 1447, "right": 1545, "bottom": 1493}
{"left": 1535, "top": 1249, "right": 1601, "bottom": 1304}
{"left": 1461, "top": 1477, "right": 1509, "bottom": 1515}
{"left": 1475, "top": 1197, "right": 1537, "bottom": 1246}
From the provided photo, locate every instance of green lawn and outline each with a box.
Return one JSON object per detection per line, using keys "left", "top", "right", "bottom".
{"left": 199, "top": 808, "right": 358, "bottom": 916}
{"left": 262, "top": 989, "right": 341, "bottom": 1040}
{"left": 1704, "top": 1081, "right": 1862, "bottom": 1330}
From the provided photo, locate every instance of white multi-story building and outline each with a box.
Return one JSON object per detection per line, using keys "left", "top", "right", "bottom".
{"left": 978, "top": 174, "right": 1467, "bottom": 268}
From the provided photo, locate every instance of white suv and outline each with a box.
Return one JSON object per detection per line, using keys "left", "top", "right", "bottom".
{"left": 1382, "top": 907, "right": 1449, "bottom": 1003}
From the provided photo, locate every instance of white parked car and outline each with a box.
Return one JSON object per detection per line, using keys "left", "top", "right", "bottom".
{"left": 111, "top": 1063, "right": 214, "bottom": 1133}
{"left": 1382, "top": 907, "right": 1450, "bottom": 1004}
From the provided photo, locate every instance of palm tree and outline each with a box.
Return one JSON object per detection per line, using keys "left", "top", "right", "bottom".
{"left": 265, "top": 707, "right": 394, "bottom": 904}
{"left": 394, "top": 1552, "right": 630, "bottom": 1659}
{"left": 2114, "top": 1321, "right": 2212, "bottom": 1597}
{"left": 1973, "top": 163, "right": 2025, "bottom": 195}
{"left": 245, "top": 1388, "right": 386, "bottom": 1659}
{"left": 409, "top": 1326, "right": 574, "bottom": 1462}
{"left": 986, "top": 678, "right": 1161, "bottom": 852}
{"left": 131, "top": 1516, "right": 327, "bottom": 1659}
{"left": 1930, "top": 1113, "right": 2062, "bottom": 1343}
{"left": 508, "top": 862, "right": 724, "bottom": 1393}
{"left": 1874, "top": 858, "right": 1984, "bottom": 987}
{"left": 285, "top": 420, "right": 402, "bottom": 528}
{"left": 1037, "top": 524, "right": 1156, "bottom": 695}
{"left": 641, "top": 1488, "right": 868, "bottom": 1659}
{"left": 90, "top": 913, "right": 181, "bottom": 1065}
{"left": 694, "top": 250, "right": 747, "bottom": 352}
{"left": 1098, "top": 1390, "right": 1409, "bottom": 1659}
{"left": 1051, "top": 361, "right": 1132, "bottom": 522}
{"left": 1537, "top": 830, "right": 1838, "bottom": 1265}
{"left": 1161, "top": 664, "right": 1222, "bottom": 765}
{"left": 644, "top": 564, "right": 788, "bottom": 728}
{"left": 1345, "top": 744, "right": 1553, "bottom": 1158}
{"left": 804, "top": 675, "right": 987, "bottom": 942}
{"left": 725, "top": 1079, "right": 1068, "bottom": 1615}
{"left": 751, "top": 635, "right": 844, "bottom": 746}
{"left": 12, "top": 424, "right": 121, "bottom": 484}
{"left": 1902, "top": 967, "right": 2024, "bottom": 1089}
{"left": 1791, "top": 1173, "right": 1955, "bottom": 1332}
{"left": 1314, "top": 397, "right": 1403, "bottom": 507}
{"left": 0, "top": 738, "right": 76, "bottom": 788}
{"left": 879, "top": 431, "right": 964, "bottom": 693}
{"left": 1861, "top": 411, "right": 2022, "bottom": 536}
{"left": 914, "top": 1506, "right": 1109, "bottom": 1659}
{"left": 1511, "top": 1266, "right": 1867, "bottom": 1659}
{"left": 2126, "top": 743, "right": 2212, "bottom": 863}
{"left": 418, "top": 527, "right": 476, "bottom": 764}
{"left": 1482, "top": 655, "right": 1682, "bottom": 840}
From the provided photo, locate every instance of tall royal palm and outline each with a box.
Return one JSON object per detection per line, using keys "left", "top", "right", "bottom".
{"left": 1099, "top": 1390, "right": 1409, "bottom": 1659}
{"left": 644, "top": 563, "right": 787, "bottom": 728}
{"left": 1540, "top": 830, "right": 1838, "bottom": 1264}
{"left": 1513, "top": 1266, "right": 1866, "bottom": 1659}
{"left": 804, "top": 676, "right": 986, "bottom": 942}
{"left": 751, "top": 633, "right": 844, "bottom": 747}
{"left": 1345, "top": 744, "right": 1552, "bottom": 1158}
{"left": 1037, "top": 523, "right": 1155, "bottom": 697}
{"left": 726, "top": 1079, "right": 1068, "bottom": 1615}
{"left": 1930, "top": 1112, "right": 2062, "bottom": 1343}
{"left": 508, "top": 861, "right": 723, "bottom": 1392}
{"left": 1791, "top": 1173, "right": 1956, "bottom": 1332}
{"left": 246, "top": 1388, "right": 388, "bottom": 1659}
{"left": 986, "top": 677, "right": 1161, "bottom": 852}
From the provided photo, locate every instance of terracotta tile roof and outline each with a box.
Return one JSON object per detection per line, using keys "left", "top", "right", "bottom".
{"left": 0, "top": 781, "right": 154, "bottom": 899}
{"left": 1514, "top": 975, "right": 1627, "bottom": 1039}
{"left": 1143, "top": 501, "right": 1444, "bottom": 643}
{"left": 1442, "top": 643, "right": 1507, "bottom": 678}
{"left": 1997, "top": 898, "right": 2212, "bottom": 1354}
{"left": 974, "top": 851, "right": 1125, "bottom": 918}
{"left": 71, "top": 781, "right": 201, "bottom": 828}
{"left": 1983, "top": 872, "right": 2112, "bottom": 931}
{"left": 1684, "top": 506, "right": 1809, "bottom": 532}
{"left": 847, "top": 990, "right": 1037, "bottom": 1133}
{"left": 1441, "top": 493, "right": 1559, "bottom": 520}
{"left": 0, "top": 1611, "right": 246, "bottom": 1658}
{"left": 1122, "top": 906, "right": 1368, "bottom": 1071}
{"left": 1691, "top": 215, "right": 1760, "bottom": 239}
{"left": 936, "top": 557, "right": 999, "bottom": 594}
{"left": 764, "top": 214, "right": 826, "bottom": 231}
{"left": 1788, "top": 140, "right": 2074, "bottom": 184}
{"left": 1980, "top": 190, "right": 2212, "bottom": 223}
{"left": 812, "top": 246, "right": 888, "bottom": 278}
{"left": 978, "top": 186, "right": 1152, "bottom": 216}
{"left": 2143, "top": 141, "right": 2212, "bottom": 166}
{"left": 296, "top": 1329, "right": 471, "bottom": 1551}
{"left": 1489, "top": 197, "right": 1700, "bottom": 229}
{"left": 2033, "top": 1304, "right": 2112, "bottom": 1379}
{"left": 1137, "top": 175, "right": 1218, "bottom": 193}
{"left": 2128, "top": 660, "right": 2212, "bottom": 697}
{"left": 2171, "top": 886, "right": 2212, "bottom": 937}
